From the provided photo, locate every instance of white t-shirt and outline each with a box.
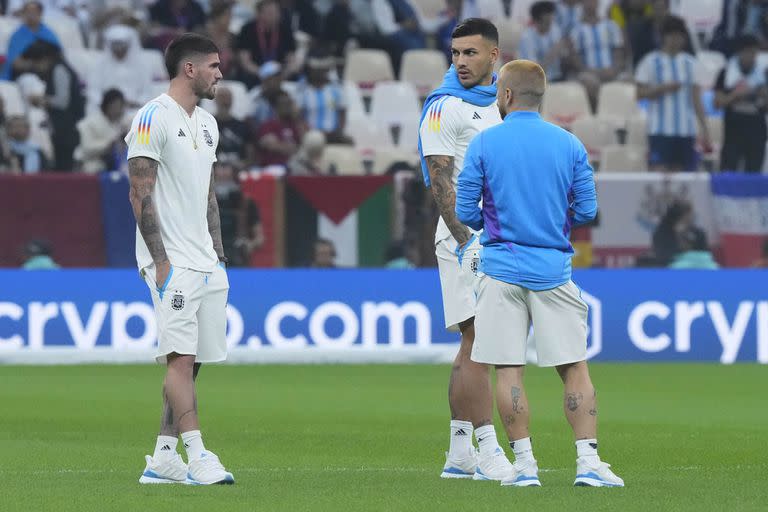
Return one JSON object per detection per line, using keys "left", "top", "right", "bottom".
{"left": 419, "top": 95, "right": 501, "bottom": 243}
{"left": 125, "top": 94, "right": 220, "bottom": 272}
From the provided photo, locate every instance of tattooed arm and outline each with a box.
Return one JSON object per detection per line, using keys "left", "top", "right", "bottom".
{"left": 128, "top": 157, "right": 170, "bottom": 284}
{"left": 426, "top": 155, "right": 471, "bottom": 247}
{"left": 207, "top": 167, "right": 225, "bottom": 261}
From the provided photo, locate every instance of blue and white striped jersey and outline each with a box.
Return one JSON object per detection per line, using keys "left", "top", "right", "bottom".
{"left": 295, "top": 82, "right": 346, "bottom": 132}
{"left": 570, "top": 19, "right": 623, "bottom": 70}
{"left": 635, "top": 51, "right": 705, "bottom": 137}
{"left": 519, "top": 25, "right": 564, "bottom": 81}
{"left": 556, "top": 3, "right": 582, "bottom": 36}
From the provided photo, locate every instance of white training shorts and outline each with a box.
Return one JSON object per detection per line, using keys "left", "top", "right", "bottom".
{"left": 142, "top": 263, "right": 229, "bottom": 364}
{"left": 435, "top": 236, "right": 481, "bottom": 332}
{"left": 472, "top": 277, "right": 588, "bottom": 367}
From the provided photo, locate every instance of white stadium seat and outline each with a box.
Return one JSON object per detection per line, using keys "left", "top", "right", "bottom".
{"left": 322, "top": 144, "right": 364, "bottom": 175}
{"left": 571, "top": 116, "right": 618, "bottom": 164}
{"left": 0, "top": 81, "right": 26, "bottom": 115}
{"left": 400, "top": 49, "right": 446, "bottom": 97}
{"left": 497, "top": 18, "right": 524, "bottom": 61}
{"left": 372, "top": 147, "right": 417, "bottom": 175}
{"left": 199, "top": 80, "right": 249, "bottom": 120}
{"left": 345, "top": 115, "right": 394, "bottom": 154}
{"left": 542, "top": 81, "right": 591, "bottom": 128}
{"left": 343, "top": 49, "right": 395, "bottom": 94}
{"left": 697, "top": 50, "right": 726, "bottom": 89}
{"left": 343, "top": 80, "right": 367, "bottom": 119}
{"left": 597, "top": 82, "right": 639, "bottom": 124}
{"left": 140, "top": 48, "right": 169, "bottom": 82}
{"left": 600, "top": 144, "right": 647, "bottom": 172}
{"left": 626, "top": 114, "right": 649, "bottom": 149}
{"left": 45, "top": 15, "right": 83, "bottom": 50}
{"left": 370, "top": 81, "right": 421, "bottom": 127}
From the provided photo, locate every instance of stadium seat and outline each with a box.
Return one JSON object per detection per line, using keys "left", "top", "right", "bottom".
{"left": 0, "top": 16, "right": 19, "bottom": 56}
{"left": 343, "top": 80, "right": 367, "bottom": 119}
{"left": 45, "top": 15, "right": 83, "bottom": 50}
{"left": 571, "top": 116, "right": 618, "bottom": 164}
{"left": 144, "top": 81, "right": 170, "bottom": 100}
{"left": 322, "top": 144, "right": 364, "bottom": 175}
{"left": 625, "top": 114, "right": 649, "bottom": 149}
{"left": 370, "top": 81, "right": 421, "bottom": 128}
{"left": 697, "top": 50, "right": 726, "bottom": 89}
{"left": 199, "top": 80, "right": 249, "bottom": 120}
{"left": 345, "top": 115, "right": 395, "bottom": 154}
{"left": 140, "top": 49, "right": 169, "bottom": 82}
{"left": 412, "top": 0, "right": 445, "bottom": 19}
{"left": 672, "top": 0, "right": 723, "bottom": 41}
{"left": 372, "top": 147, "right": 417, "bottom": 175}
{"left": 497, "top": 18, "right": 523, "bottom": 61}
{"left": 396, "top": 117, "right": 420, "bottom": 152}
{"left": 0, "top": 81, "right": 26, "bottom": 116}
{"left": 542, "top": 81, "right": 591, "bottom": 128}
{"left": 343, "top": 49, "right": 395, "bottom": 95}
{"left": 510, "top": 0, "right": 537, "bottom": 26}
{"left": 597, "top": 82, "right": 639, "bottom": 124}
{"left": 400, "top": 49, "right": 446, "bottom": 97}
{"left": 600, "top": 144, "right": 647, "bottom": 172}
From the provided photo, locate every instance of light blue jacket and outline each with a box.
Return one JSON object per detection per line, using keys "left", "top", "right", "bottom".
{"left": 456, "top": 111, "right": 597, "bottom": 290}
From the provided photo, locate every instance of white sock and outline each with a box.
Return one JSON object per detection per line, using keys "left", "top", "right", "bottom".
{"left": 475, "top": 424, "right": 502, "bottom": 458}
{"left": 510, "top": 437, "right": 535, "bottom": 463}
{"left": 449, "top": 420, "right": 474, "bottom": 457}
{"left": 181, "top": 430, "right": 206, "bottom": 461}
{"left": 153, "top": 435, "right": 178, "bottom": 459}
{"left": 576, "top": 438, "right": 599, "bottom": 464}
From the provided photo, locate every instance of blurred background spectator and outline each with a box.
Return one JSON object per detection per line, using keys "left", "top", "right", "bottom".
{"left": 519, "top": 1, "right": 568, "bottom": 82}
{"left": 287, "top": 129, "right": 326, "bottom": 175}
{"left": 371, "top": 0, "right": 426, "bottom": 73}
{"left": 652, "top": 199, "right": 708, "bottom": 266}
{"left": 236, "top": 0, "right": 296, "bottom": 87}
{"left": 149, "top": 0, "right": 207, "bottom": 49}
{"left": 310, "top": 238, "right": 337, "bottom": 268}
{"left": 1, "top": 114, "right": 47, "bottom": 172}
{"left": 626, "top": 0, "right": 694, "bottom": 68}
{"left": 203, "top": 0, "right": 238, "bottom": 78}
{"left": 21, "top": 238, "right": 59, "bottom": 269}
{"left": 714, "top": 34, "right": 768, "bottom": 172}
{"left": 668, "top": 227, "right": 719, "bottom": 269}
{"left": 75, "top": 88, "right": 127, "bottom": 173}
{"left": 384, "top": 240, "right": 415, "bottom": 268}
{"left": 712, "top": 0, "right": 768, "bottom": 56}
{"left": 256, "top": 90, "right": 305, "bottom": 168}
{"left": 88, "top": 24, "right": 150, "bottom": 110}
{"left": 295, "top": 51, "right": 352, "bottom": 144}
{"left": 248, "top": 60, "right": 287, "bottom": 126}
{"left": 557, "top": 0, "right": 582, "bottom": 37}
{"left": 215, "top": 85, "right": 255, "bottom": 166}
{"left": 3, "top": 1, "right": 60, "bottom": 80}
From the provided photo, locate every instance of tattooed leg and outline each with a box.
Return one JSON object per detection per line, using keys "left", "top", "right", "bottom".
{"left": 495, "top": 365, "right": 530, "bottom": 441}
{"left": 162, "top": 353, "right": 199, "bottom": 434}
{"left": 158, "top": 362, "right": 202, "bottom": 437}
{"left": 556, "top": 361, "right": 597, "bottom": 440}
{"left": 447, "top": 319, "right": 492, "bottom": 427}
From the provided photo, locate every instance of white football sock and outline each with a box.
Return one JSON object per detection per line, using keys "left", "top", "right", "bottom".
{"left": 181, "top": 430, "right": 206, "bottom": 461}
{"left": 510, "top": 436, "right": 535, "bottom": 463}
{"left": 475, "top": 424, "right": 503, "bottom": 458}
{"left": 449, "top": 420, "right": 474, "bottom": 457}
{"left": 153, "top": 435, "right": 178, "bottom": 459}
{"left": 576, "top": 438, "right": 600, "bottom": 465}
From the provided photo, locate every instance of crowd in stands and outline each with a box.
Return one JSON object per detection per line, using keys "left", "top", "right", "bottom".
{"left": 0, "top": 0, "right": 767, "bottom": 268}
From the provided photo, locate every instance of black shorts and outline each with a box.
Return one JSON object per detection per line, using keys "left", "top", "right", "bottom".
{"left": 648, "top": 135, "right": 698, "bottom": 171}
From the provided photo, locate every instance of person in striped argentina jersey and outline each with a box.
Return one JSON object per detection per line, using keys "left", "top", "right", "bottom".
{"left": 635, "top": 15, "right": 712, "bottom": 172}
{"left": 569, "top": 0, "right": 626, "bottom": 110}
{"left": 519, "top": 1, "right": 570, "bottom": 82}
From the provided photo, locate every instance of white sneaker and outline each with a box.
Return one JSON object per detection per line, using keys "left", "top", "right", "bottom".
{"left": 186, "top": 451, "right": 235, "bottom": 485}
{"left": 473, "top": 447, "right": 514, "bottom": 481}
{"left": 574, "top": 457, "right": 624, "bottom": 487}
{"left": 500, "top": 459, "right": 541, "bottom": 487}
{"left": 139, "top": 454, "right": 187, "bottom": 484}
{"left": 440, "top": 449, "right": 478, "bottom": 479}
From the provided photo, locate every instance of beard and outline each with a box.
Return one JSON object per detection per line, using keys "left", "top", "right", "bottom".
{"left": 194, "top": 79, "right": 217, "bottom": 100}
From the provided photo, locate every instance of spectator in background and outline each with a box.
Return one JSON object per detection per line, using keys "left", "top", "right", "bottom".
{"left": 214, "top": 160, "right": 265, "bottom": 266}
{"left": 2, "top": 115, "right": 48, "bottom": 173}
{"left": 75, "top": 88, "right": 128, "bottom": 173}
{"left": 557, "top": 0, "right": 583, "bottom": 37}
{"left": 295, "top": 52, "right": 352, "bottom": 144}
{"left": 751, "top": 238, "right": 768, "bottom": 267}
{"left": 237, "top": 0, "right": 297, "bottom": 88}
{"left": 25, "top": 40, "right": 84, "bottom": 171}
{"left": 2, "top": 0, "right": 60, "bottom": 80}
{"left": 714, "top": 34, "right": 768, "bottom": 172}
{"left": 256, "top": 90, "right": 305, "bottom": 167}
{"left": 88, "top": 24, "right": 151, "bottom": 110}
{"left": 287, "top": 129, "right": 326, "bottom": 175}
{"left": 248, "top": 61, "right": 288, "bottom": 129}
{"left": 712, "top": 0, "right": 768, "bottom": 56}
{"left": 570, "top": 0, "right": 626, "bottom": 110}
{"left": 635, "top": 16, "right": 711, "bottom": 172}
{"left": 149, "top": 0, "right": 207, "bottom": 42}
{"left": 21, "top": 239, "right": 59, "bottom": 269}
{"left": 460, "top": 0, "right": 504, "bottom": 25}
{"left": 16, "top": 71, "right": 53, "bottom": 162}
{"left": 652, "top": 199, "right": 706, "bottom": 266}
{"left": 371, "top": 0, "right": 427, "bottom": 73}
{"left": 215, "top": 85, "right": 254, "bottom": 165}
{"left": 204, "top": 0, "right": 239, "bottom": 78}
{"left": 384, "top": 240, "right": 415, "bottom": 268}
{"left": 519, "top": 1, "right": 568, "bottom": 82}
{"left": 310, "top": 238, "right": 336, "bottom": 268}
{"left": 627, "top": 0, "right": 694, "bottom": 67}
{"left": 668, "top": 229, "right": 719, "bottom": 269}
{"left": 436, "top": 0, "right": 460, "bottom": 62}
{"left": 322, "top": 0, "right": 354, "bottom": 57}
{"left": 281, "top": 0, "right": 321, "bottom": 39}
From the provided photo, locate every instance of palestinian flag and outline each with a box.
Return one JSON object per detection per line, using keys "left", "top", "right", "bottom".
{"left": 285, "top": 176, "right": 393, "bottom": 267}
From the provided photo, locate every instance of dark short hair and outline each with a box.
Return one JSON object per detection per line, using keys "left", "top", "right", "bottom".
{"left": 451, "top": 18, "right": 498, "bottom": 44}
{"left": 100, "top": 88, "right": 125, "bottom": 113}
{"left": 660, "top": 15, "right": 688, "bottom": 37}
{"left": 530, "top": 1, "right": 556, "bottom": 21}
{"left": 164, "top": 33, "right": 219, "bottom": 79}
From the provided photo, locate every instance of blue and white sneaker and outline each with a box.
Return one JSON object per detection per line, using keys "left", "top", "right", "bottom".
{"left": 440, "top": 449, "right": 478, "bottom": 479}
{"left": 574, "top": 457, "right": 624, "bottom": 487}
{"left": 500, "top": 459, "right": 541, "bottom": 487}
{"left": 473, "top": 447, "right": 514, "bottom": 481}
{"left": 139, "top": 454, "right": 187, "bottom": 484}
{"left": 186, "top": 451, "right": 235, "bottom": 485}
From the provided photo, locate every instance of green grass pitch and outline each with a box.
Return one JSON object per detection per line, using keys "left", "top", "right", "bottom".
{"left": 1, "top": 364, "right": 766, "bottom": 511}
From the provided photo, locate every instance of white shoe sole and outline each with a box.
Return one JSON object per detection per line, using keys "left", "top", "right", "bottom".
{"left": 138, "top": 475, "right": 185, "bottom": 484}
{"left": 185, "top": 474, "right": 236, "bottom": 485}
{"left": 501, "top": 478, "right": 542, "bottom": 487}
{"left": 440, "top": 470, "right": 475, "bottom": 479}
{"left": 574, "top": 476, "right": 624, "bottom": 487}
{"left": 473, "top": 471, "right": 503, "bottom": 481}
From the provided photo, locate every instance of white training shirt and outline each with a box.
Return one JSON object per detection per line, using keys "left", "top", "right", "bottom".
{"left": 635, "top": 51, "right": 705, "bottom": 137}
{"left": 125, "top": 94, "right": 220, "bottom": 272}
{"left": 419, "top": 95, "right": 501, "bottom": 243}
{"left": 571, "top": 19, "right": 623, "bottom": 70}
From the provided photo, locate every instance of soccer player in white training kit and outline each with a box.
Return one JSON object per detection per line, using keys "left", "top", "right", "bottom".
{"left": 418, "top": 18, "right": 514, "bottom": 481}
{"left": 456, "top": 60, "right": 623, "bottom": 488}
{"left": 126, "top": 33, "right": 234, "bottom": 485}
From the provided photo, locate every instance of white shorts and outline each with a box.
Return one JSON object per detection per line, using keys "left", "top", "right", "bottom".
{"left": 142, "top": 263, "right": 229, "bottom": 364}
{"left": 472, "top": 277, "right": 588, "bottom": 367}
{"left": 435, "top": 236, "right": 480, "bottom": 332}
